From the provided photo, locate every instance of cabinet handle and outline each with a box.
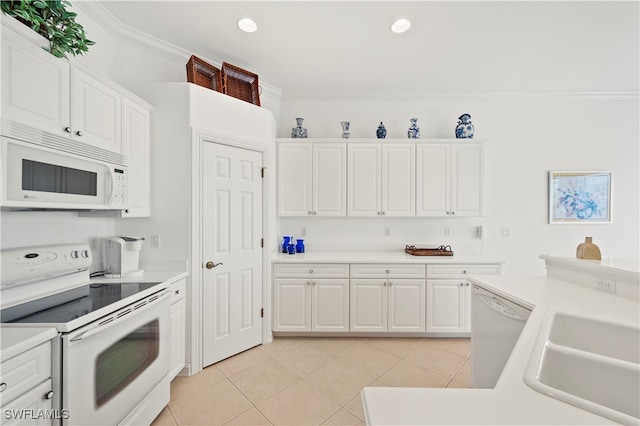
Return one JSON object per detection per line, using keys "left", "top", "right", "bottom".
{"left": 0, "top": 382, "right": 7, "bottom": 392}
{"left": 75, "top": 130, "right": 83, "bottom": 136}
{"left": 45, "top": 391, "right": 54, "bottom": 400}
{"left": 64, "top": 127, "right": 72, "bottom": 133}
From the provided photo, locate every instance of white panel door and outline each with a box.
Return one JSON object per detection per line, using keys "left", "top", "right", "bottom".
{"left": 312, "top": 279, "right": 349, "bottom": 332}
{"left": 426, "top": 279, "right": 465, "bottom": 333}
{"left": 273, "top": 279, "right": 311, "bottom": 331}
{"left": 416, "top": 144, "right": 450, "bottom": 216}
{"left": 71, "top": 69, "right": 122, "bottom": 153}
{"left": 348, "top": 144, "right": 381, "bottom": 216}
{"left": 202, "top": 142, "right": 263, "bottom": 366}
{"left": 451, "top": 144, "right": 483, "bottom": 217}
{"left": 388, "top": 279, "right": 425, "bottom": 332}
{"left": 1, "top": 31, "right": 69, "bottom": 136}
{"left": 313, "top": 143, "right": 347, "bottom": 216}
{"left": 350, "top": 279, "right": 387, "bottom": 332}
{"left": 382, "top": 144, "right": 415, "bottom": 216}
{"left": 277, "top": 144, "right": 312, "bottom": 215}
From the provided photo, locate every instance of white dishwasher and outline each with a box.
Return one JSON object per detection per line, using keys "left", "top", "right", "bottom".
{"left": 471, "top": 283, "right": 532, "bottom": 388}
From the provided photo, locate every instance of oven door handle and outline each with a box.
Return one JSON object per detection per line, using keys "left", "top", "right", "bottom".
{"left": 69, "top": 291, "right": 170, "bottom": 342}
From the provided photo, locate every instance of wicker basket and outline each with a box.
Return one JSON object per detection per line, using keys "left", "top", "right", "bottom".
{"left": 186, "top": 55, "right": 222, "bottom": 92}
{"left": 405, "top": 245, "right": 454, "bottom": 256}
{"left": 221, "top": 62, "right": 261, "bottom": 106}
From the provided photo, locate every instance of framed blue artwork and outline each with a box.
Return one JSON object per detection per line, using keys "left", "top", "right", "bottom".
{"left": 549, "top": 171, "right": 612, "bottom": 224}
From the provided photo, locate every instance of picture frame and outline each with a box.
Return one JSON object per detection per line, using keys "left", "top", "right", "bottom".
{"left": 549, "top": 171, "right": 612, "bottom": 224}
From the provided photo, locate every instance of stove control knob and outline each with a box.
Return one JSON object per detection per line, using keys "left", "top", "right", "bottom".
{"left": 45, "top": 390, "right": 54, "bottom": 400}
{"left": 70, "top": 250, "right": 79, "bottom": 259}
{"left": 81, "top": 250, "right": 90, "bottom": 258}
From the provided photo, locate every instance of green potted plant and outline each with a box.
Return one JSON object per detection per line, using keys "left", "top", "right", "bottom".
{"left": 1, "top": 0, "right": 95, "bottom": 58}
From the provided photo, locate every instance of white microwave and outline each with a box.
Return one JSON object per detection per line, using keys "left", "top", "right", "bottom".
{"left": 2, "top": 137, "right": 128, "bottom": 210}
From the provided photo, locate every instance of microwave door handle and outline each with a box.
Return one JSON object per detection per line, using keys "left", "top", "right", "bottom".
{"left": 106, "top": 168, "right": 116, "bottom": 206}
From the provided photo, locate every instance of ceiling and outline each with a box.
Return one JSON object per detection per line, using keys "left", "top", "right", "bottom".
{"left": 99, "top": 1, "right": 639, "bottom": 99}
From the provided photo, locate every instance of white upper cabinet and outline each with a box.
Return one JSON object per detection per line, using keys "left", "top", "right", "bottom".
{"left": 1, "top": 28, "right": 70, "bottom": 137}
{"left": 348, "top": 143, "right": 415, "bottom": 217}
{"left": 121, "top": 99, "right": 150, "bottom": 217}
{"left": 278, "top": 142, "right": 346, "bottom": 216}
{"left": 71, "top": 69, "right": 122, "bottom": 153}
{"left": 417, "top": 143, "right": 483, "bottom": 217}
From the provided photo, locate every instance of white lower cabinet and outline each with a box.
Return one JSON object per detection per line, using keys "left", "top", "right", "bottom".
{"left": 0, "top": 341, "right": 53, "bottom": 426}
{"left": 169, "top": 279, "right": 186, "bottom": 380}
{"left": 426, "top": 264, "right": 501, "bottom": 333}
{"left": 273, "top": 264, "right": 350, "bottom": 332}
{"left": 350, "top": 278, "right": 426, "bottom": 332}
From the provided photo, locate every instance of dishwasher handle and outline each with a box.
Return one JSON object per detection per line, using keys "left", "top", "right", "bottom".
{"left": 475, "top": 293, "right": 527, "bottom": 322}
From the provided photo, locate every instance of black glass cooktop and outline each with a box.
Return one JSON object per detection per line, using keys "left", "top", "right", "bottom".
{"left": 1, "top": 282, "right": 161, "bottom": 324}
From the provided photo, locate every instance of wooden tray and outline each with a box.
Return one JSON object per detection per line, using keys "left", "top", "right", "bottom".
{"left": 186, "top": 55, "right": 222, "bottom": 92}
{"left": 405, "top": 245, "right": 454, "bottom": 256}
{"left": 221, "top": 62, "right": 261, "bottom": 106}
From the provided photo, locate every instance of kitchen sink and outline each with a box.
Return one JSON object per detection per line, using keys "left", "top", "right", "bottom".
{"left": 525, "top": 313, "right": 640, "bottom": 425}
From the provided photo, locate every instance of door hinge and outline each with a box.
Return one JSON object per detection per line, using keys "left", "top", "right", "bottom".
{"left": 261, "top": 167, "right": 266, "bottom": 178}
{"left": 260, "top": 308, "right": 264, "bottom": 318}
{"left": 261, "top": 238, "right": 264, "bottom": 248}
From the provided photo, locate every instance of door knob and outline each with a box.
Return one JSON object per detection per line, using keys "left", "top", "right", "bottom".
{"left": 205, "top": 261, "right": 223, "bottom": 269}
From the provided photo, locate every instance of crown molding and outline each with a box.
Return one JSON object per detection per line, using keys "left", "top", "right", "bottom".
{"left": 73, "top": 1, "right": 282, "bottom": 102}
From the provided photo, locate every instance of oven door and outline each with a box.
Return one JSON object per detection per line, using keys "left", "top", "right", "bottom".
{"left": 62, "top": 291, "right": 170, "bottom": 425}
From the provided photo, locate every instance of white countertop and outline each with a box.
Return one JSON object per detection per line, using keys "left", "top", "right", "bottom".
{"left": 362, "top": 274, "right": 639, "bottom": 425}
{"left": 272, "top": 250, "right": 504, "bottom": 264}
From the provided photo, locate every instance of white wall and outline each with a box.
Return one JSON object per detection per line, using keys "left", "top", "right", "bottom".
{"left": 278, "top": 95, "right": 639, "bottom": 275}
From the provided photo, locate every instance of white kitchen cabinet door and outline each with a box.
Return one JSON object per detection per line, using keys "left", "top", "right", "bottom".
{"left": 426, "top": 279, "right": 466, "bottom": 333}
{"left": 387, "top": 279, "right": 425, "bottom": 332}
{"left": 381, "top": 144, "right": 415, "bottom": 216}
{"left": 350, "top": 279, "right": 387, "bottom": 332}
{"left": 71, "top": 69, "right": 123, "bottom": 154}
{"left": 312, "top": 279, "right": 349, "bottom": 332}
{"left": 273, "top": 279, "right": 312, "bottom": 331}
{"left": 347, "top": 144, "right": 381, "bottom": 216}
{"left": 416, "top": 144, "right": 450, "bottom": 216}
{"left": 121, "top": 98, "right": 150, "bottom": 217}
{"left": 277, "top": 144, "right": 313, "bottom": 216}
{"left": 170, "top": 295, "right": 186, "bottom": 380}
{"left": 1, "top": 29, "right": 70, "bottom": 138}
{"left": 451, "top": 144, "right": 483, "bottom": 217}
{"left": 313, "top": 143, "right": 347, "bottom": 216}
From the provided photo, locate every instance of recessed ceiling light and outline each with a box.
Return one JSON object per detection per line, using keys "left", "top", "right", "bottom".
{"left": 391, "top": 18, "right": 411, "bottom": 34}
{"left": 238, "top": 18, "right": 257, "bottom": 33}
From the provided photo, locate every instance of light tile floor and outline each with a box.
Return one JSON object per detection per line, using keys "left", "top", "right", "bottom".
{"left": 152, "top": 337, "right": 472, "bottom": 426}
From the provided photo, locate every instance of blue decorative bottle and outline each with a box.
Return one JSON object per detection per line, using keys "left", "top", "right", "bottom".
{"left": 455, "top": 113, "right": 474, "bottom": 139}
{"left": 407, "top": 118, "right": 420, "bottom": 139}
{"left": 376, "top": 122, "right": 387, "bottom": 139}
{"left": 291, "top": 118, "right": 308, "bottom": 138}
{"left": 295, "top": 239, "right": 305, "bottom": 253}
{"left": 282, "top": 236, "right": 291, "bottom": 253}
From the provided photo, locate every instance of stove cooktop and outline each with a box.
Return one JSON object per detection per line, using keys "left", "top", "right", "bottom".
{"left": 0, "top": 282, "right": 161, "bottom": 325}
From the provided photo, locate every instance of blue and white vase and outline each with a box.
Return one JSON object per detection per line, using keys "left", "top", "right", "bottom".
{"left": 291, "top": 117, "right": 308, "bottom": 138}
{"left": 376, "top": 122, "right": 387, "bottom": 139}
{"left": 341, "top": 121, "right": 351, "bottom": 139}
{"left": 455, "top": 113, "right": 474, "bottom": 139}
{"left": 407, "top": 118, "right": 420, "bottom": 139}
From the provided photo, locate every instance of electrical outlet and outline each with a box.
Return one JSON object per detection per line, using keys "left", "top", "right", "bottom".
{"left": 501, "top": 228, "right": 511, "bottom": 237}
{"left": 301, "top": 227, "right": 307, "bottom": 237}
{"left": 444, "top": 227, "right": 451, "bottom": 236}
{"left": 89, "top": 237, "right": 100, "bottom": 251}
{"left": 384, "top": 227, "right": 390, "bottom": 236}
{"left": 151, "top": 234, "right": 161, "bottom": 248}
{"left": 595, "top": 279, "right": 616, "bottom": 293}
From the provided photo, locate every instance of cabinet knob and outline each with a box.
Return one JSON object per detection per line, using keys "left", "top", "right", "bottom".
{"left": 311, "top": 282, "right": 316, "bottom": 286}
{"left": 383, "top": 282, "right": 387, "bottom": 286}
{"left": 124, "top": 209, "right": 130, "bottom": 213}
{"left": 0, "top": 382, "right": 7, "bottom": 392}
{"left": 382, "top": 211, "right": 386, "bottom": 215}
{"left": 463, "top": 270, "right": 468, "bottom": 274}
{"left": 388, "top": 282, "right": 393, "bottom": 286}
{"left": 307, "top": 282, "right": 311, "bottom": 286}
{"left": 385, "top": 269, "right": 390, "bottom": 273}
{"left": 308, "top": 211, "right": 312, "bottom": 215}
{"left": 309, "top": 269, "right": 313, "bottom": 273}
{"left": 466, "top": 283, "right": 470, "bottom": 287}
{"left": 175, "top": 289, "right": 181, "bottom": 295}
{"left": 64, "top": 126, "right": 72, "bottom": 133}
{"left": 45, "top": 391, "right": 54, "bottom": 400}
{"left": 460, "top": 283, "right": 464, "bottom": 287}
{"left": 451, "top": 211, "right": 456, "bottom": 215}
{"left": 75, "top": 130, "right": 83, "bottom": 136}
